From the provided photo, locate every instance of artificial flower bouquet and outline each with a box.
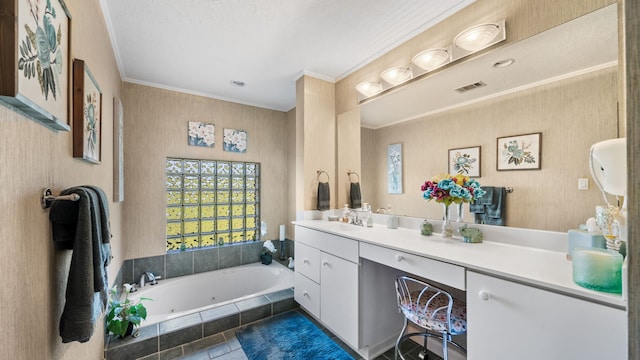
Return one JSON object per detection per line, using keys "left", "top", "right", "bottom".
{"left": 421, "top": 174, "right": 486, "bottom": 206}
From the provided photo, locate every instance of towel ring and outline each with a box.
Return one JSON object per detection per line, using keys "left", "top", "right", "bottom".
{"left": 316, "top": 170, "right": 330, "bottom": 183}
{"left": 347, "top": 170, "right": 360, "bottom": 183}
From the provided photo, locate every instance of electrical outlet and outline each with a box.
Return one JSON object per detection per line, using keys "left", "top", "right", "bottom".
{"left": 578, "top": 178, "right": 589, "bottom": 190}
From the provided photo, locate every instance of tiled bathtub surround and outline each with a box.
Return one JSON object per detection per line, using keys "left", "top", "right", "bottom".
{"left": 106, "top": 240, "right": 295, "bottom": 359}
{"left": 105, "top": 288, "right": 297, "bottom": 360}
{"left": 114, "top": 240, "right": 295, "bottom": 287}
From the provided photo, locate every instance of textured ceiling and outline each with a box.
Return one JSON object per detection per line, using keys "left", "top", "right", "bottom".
{"left": 100, "top": 0, "right": 475, "bottom": 111}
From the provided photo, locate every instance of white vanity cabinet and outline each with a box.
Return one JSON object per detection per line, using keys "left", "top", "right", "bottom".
{"left": 466, "top": 271, "right": 627, "bottom": 360}
{"left": 294, "top": 226, "right": 359, "bottom": 348}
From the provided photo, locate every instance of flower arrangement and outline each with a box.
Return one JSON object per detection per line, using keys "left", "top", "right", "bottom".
{"left": 263, "top": 240, "right": 277, "bottom": 255}
{"left": 106, "top": 284, "right": 150, "bottom": 338}
{"left": 261, "top": 240, "right": 278, "bottom": 265}
{"left": 421, "top": 174, "right": 486, "bottom": 206}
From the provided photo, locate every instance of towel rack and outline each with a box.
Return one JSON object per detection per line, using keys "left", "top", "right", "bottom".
{"left": 41, "top": 188, "right": 80, "bottom": 209}
{"left": 316, "top": 170, "right": 330, "bottom": 183}
{"left": 347, "top": 170, "right": 360, "bottom": 183}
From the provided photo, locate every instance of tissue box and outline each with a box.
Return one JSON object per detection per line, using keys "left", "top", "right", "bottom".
{"left": 567, "top": 229, "right": 606, "bottom": 259}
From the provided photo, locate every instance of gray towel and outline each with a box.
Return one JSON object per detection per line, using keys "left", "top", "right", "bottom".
{"left": 471, "top": 186, "right": 506, "bottom": 226}
{"left": 469, "top": 186, "right": 492, "bottom": 216}
{"left": 350, "top": 182, "right": 362, "bottom": 209}
{"left": 50, "top": 186, "right": 111, "bottom": 343}
{"left": 317, "top": 182, "right": 330, "bottom": 210}
{"left": 484, "top": 187, "right": 506, "bottom": 226}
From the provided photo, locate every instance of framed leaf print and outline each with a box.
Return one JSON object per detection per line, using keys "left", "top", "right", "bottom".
{"left": 449, "top": 146, "right": 481, "bottom": 177}
{"left": 497, "top": 132, "right": 541, "bottom": 171}
{"left": 73, "top": 59, "right": 102, "bottom": 164}
{"left": 0, "top": 0, "right": 72, "bottom": 131}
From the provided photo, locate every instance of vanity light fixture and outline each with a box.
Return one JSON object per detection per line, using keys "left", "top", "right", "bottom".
{"left": 355, "top": 81, "right": 384, "bottom": 98}
{"left": 355, "top": 19, "right": 506, "bottom": 102}
{"left": 412, "top": 48, "right": 451, "bottom": 72}
{"left": 453, "top": 23, "right": 503, "bottom": 52}
{"left": 380, "top": 66, "right": 413, "bottom": 86}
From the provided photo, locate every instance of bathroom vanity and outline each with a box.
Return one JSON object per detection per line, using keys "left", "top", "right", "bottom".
{"left": 293, "top": 220, "right": 627, "bottom": 360}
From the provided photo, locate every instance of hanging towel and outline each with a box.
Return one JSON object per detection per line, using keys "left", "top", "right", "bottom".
{"left": 317, "top": 182, "right": 330, "bottom": 210}
{"left": 50, "top": 186, "right": 111, "bottom": 343}
{"left": 350, "top": 182, "right": 362, "bottom": 209}
{"left": 470, "top": 186, "right": 492, "bottom": 223}
{"left": 470, "top": 187, "right": 506, "bottom": 226}
{"left": 484, "top": 187, "right": 506, "bottom": 226}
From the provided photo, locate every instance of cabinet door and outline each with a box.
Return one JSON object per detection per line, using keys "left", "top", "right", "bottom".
{"left": 320, "top": 252, "right": 359, "bottom": 348}
{"left": 467, "top": 271, "right": 627, "bottom": 360}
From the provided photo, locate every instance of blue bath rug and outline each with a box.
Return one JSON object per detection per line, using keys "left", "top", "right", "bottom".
{"left": 235, "top": 311, "right": 354, "bottom": 360}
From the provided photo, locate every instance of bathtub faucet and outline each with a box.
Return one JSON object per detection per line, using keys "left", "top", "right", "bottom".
{"left": 139, "top": 271, "right": 159, "bottom": 287}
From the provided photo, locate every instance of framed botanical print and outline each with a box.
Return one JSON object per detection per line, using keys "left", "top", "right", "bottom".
{"left": 388, "top": 143, "right": 403, "bottom": 194}
{"left": 0, "top": 0, "right": 72, "bottom": 131}
{"left": 448, "top": 146, "right": 481, "bottom": 177}
{"left": 497, "top": 132, "right": 542, "bottom": 171}
{"left": 73, "top": 59, "right": 102, "bottom": 164}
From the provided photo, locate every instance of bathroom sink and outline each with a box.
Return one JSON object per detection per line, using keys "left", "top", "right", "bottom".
{"left": 326, "top": 222, "right": 363, "bottom": 232}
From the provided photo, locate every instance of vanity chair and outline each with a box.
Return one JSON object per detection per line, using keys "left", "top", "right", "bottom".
{"left": 394, "top": 276, "right": 467, "bottom": 360}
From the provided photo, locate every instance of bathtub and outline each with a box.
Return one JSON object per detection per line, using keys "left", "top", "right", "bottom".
{"left": 130, "top": 261, "right": 294, "bottom": 326}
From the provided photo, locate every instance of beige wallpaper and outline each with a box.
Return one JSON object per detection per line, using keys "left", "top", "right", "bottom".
{"left": 122, "top": 83, "right": 289, "bottom": 258}
{"left": 362, "top": 67, "right": 618, "bottom": 232}
{"left": 0, "top": 0, "right": 123, "bottom": 359}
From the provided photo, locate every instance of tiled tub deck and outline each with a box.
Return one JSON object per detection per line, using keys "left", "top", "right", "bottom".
{"left": 105, "top": 288, "right": 297, "bottom": 360}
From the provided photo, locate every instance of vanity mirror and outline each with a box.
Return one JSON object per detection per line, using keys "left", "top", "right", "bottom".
{"left": 357, "top": 4, "right": 621, "bottom": 232}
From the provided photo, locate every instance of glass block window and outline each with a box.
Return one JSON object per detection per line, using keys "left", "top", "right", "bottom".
{"left": 166, "top": 158, "right": 260, "bottom": 252}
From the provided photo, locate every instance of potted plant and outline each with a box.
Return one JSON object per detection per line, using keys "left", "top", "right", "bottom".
{"left": 261, "top": 240, "right": 277, "bottom": 265}
{"left": 106, "top": 283, "right": 150, "bottom": 338}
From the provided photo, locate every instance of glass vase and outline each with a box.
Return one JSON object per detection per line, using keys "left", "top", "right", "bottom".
{"left": 442, "top": 204, "right": 454, "bottom": 238}
{"left": 456, "top": 202, "right": 464, "bottom": 223}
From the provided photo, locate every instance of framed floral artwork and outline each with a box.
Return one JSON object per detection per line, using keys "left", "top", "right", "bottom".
{"left": 497, "top": 132, "right": 542, "bottom": 171}
{"left": 448, "top": 146, "right": 481, "bottom": 177}
{"left": 188, "top": 121, "right": 215, "bottom": 147}
{"left": 0, "top": 0, "right": 72, "bottom": 131}
{"left": 73, "top": 59, "right": 102, "bottom": 164}
{"left": 223, "top": 128, "right": 247, "bottom": 153}
{"left": 388, "top": 143, "right": 402, "bottom": 194}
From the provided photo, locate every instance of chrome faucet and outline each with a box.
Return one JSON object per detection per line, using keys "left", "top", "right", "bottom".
{"left": 139, "top": 271, "right": 158, "bottom": 287}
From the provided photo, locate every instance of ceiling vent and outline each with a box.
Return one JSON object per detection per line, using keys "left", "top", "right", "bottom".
{"left": 455, "top": 81, "right": 487, "bottom": 93}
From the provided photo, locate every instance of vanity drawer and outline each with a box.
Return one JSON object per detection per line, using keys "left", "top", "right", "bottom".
{"left": 294, "top": 272, "right": 320, "bottom": 318}
{"left": 360, "top": 242, "right": 466, "bottom": 290}
{"left": 295, "top": 226, "right": 359, "bottom": 263}
{"left": 295, "top": 241, "right": 321, "bottom": 283}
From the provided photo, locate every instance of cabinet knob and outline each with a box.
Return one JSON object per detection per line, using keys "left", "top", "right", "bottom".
{"left": 303, "top": 291, "right": 309, "bottom": 297}
{"left": 395, "top": 254, "right": 404, "bottom": 262}
{"left": 303, "top": 258, "right": 309, "bottom": 264}
{"left": 322, "top": 260, "right": 329, "bottom": 267}
{"left": 478, "top": 291, "right": 490, "bottom": 301}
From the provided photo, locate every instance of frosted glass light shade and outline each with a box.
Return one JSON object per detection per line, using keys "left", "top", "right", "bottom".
{"left": 380, "top": 66, "right": 412, "bottom": 86}
{"left": 355, "top": 81, "right": 384, "bottom": 98}
{"left": 454, "top": 23, "right": 502, "bottom": 52}
{"left": 412, "top": 48, "right": 451, "bottom": 71}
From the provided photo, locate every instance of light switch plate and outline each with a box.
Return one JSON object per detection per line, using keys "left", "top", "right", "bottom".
{"left": 578, "top": 178, "right": 589, "bottom": 190}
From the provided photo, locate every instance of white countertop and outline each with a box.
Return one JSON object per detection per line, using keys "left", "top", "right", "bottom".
{"left": 293, "top": 220, "right": 626, "bottom": 309}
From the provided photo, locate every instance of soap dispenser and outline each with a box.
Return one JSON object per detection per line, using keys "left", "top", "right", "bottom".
{"left": 342, "top": 204, "right": 350, "bottom": 223}
{"left": 387, "top": 204, "right": 398, "bottom": 229}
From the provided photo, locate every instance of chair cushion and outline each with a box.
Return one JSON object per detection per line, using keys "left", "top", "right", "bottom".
{"left": 400, "top": 291, "right": 467, "bottom": 335}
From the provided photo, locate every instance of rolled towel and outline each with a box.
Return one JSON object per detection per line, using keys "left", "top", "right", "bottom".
{"left": 317, "top": 182, "right": 330, "bottom": 210}
{"left": 350, "top": 182, "right": 362, "bottom": 209}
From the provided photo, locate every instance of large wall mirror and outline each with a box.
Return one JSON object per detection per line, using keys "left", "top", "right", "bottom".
{"left": 358, "top": 4, "right": 621, "bottom": 233}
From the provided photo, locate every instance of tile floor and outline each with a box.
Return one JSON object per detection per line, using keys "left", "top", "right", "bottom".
{"left": 175, "top": 309, "right": 442, "bottom": 360}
